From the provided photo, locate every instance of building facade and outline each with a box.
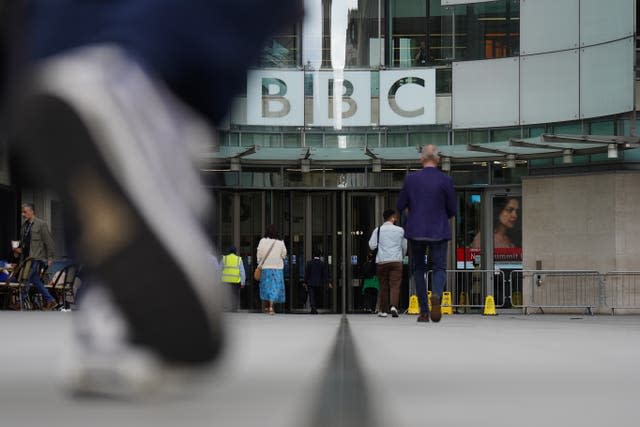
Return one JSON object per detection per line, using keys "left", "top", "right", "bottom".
{"left": 3, "top": 0, "right": 639, "bottom": 313}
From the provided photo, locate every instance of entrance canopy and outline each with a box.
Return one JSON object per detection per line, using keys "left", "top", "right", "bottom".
{"left": 203, "top": 134, "right": 639, "bottom": 170}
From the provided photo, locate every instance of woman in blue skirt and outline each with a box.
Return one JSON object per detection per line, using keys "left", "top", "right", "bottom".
{"left": 256, "top": 224, "right": 287, "bottom": 314}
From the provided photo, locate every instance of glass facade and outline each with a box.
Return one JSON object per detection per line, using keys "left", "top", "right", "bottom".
{"left": 218, "top": 0, "right": 634, "bottom": 172}
{"left": 205, "top": 2, "right": 639, "bottom": 314}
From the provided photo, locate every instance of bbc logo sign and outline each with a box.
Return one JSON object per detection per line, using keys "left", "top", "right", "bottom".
{"left": 246, "top": 69, "right": 436, "bottom": 127}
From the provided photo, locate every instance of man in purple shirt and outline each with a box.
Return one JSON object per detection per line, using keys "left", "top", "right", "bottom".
{"left": 397, "top": 145, "right": 457, "bottom": 323}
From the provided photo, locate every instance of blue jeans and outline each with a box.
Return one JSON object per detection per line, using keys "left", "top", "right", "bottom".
{"left": 411, "top": 240, "right": 448, "bottom": 314}
{"left": 24, "top": 260, "right": 55, "bottom": 304}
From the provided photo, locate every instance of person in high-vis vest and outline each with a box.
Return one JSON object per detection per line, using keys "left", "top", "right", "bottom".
{"left": 221, "top": 245, "right": 246, "bottom": 312}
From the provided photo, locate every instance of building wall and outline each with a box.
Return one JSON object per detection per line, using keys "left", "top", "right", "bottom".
{"left": 522, "top": 171, "right": 640, "bottom": 273}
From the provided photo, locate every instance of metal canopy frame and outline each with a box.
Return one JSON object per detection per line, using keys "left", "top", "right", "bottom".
{"left": 205, "top": 133, "right": 635, "bottom": 171}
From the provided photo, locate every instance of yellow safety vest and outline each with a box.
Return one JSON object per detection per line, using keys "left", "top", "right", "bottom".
{"left": 221, "top": 254, "right": 242, "bottom": 284}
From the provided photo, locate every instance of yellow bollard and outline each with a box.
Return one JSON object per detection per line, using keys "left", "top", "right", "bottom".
{"left": 407, "top": 295, "right": 420, "bottom": 314}
{"left": 441, "top": 291, "right": 453, "bottom": 315}
{"left": 427, "top": 291, "right": 432, "bottom": 312}
{"left": 512, "top": 291, "right": 522, "bottom": 306}
{"left": 457, "top": 292, "right": 467, "bottom": 314}
{"left": 483, "top": 295, "right": 497, "bottom": 315}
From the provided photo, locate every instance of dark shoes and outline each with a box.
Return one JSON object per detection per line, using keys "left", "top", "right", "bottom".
{"left": 417, "top": 312, "right": 430, "bottom": 322}
{"left": 310, "top": 308, "right": 318, "bottom": 315}
{"left": 44, "top": 300, "right": 59, "bottom": 311}
{"left": 430, "top": 295, "right": 442, "bottom": 323}
{"left": 390, "top": 306, "right": 399, "bottom": 318}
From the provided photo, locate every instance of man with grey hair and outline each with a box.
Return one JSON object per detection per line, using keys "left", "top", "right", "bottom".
{"left": 13, "top": 203, "right": 58, "bottom": 310}
{"left": 397, "top": 144, "right": 456, "bottom": 323}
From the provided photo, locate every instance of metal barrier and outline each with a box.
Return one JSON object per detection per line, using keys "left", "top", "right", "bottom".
{"left": 511, "top": 270, "right": 601, "bottom": 315}
{"left": 427, "top": 269, "right": 507, "bottom": 310}
{"left": 603, "top": 272, "right": 640, "bottom": 314}
{"left": 421, "top": 269, "right": 640, "bottom": 315}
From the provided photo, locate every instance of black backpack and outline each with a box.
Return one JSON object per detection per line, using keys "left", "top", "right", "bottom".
{"left": 362, "top": 226, "right": 381, "bottom": 279}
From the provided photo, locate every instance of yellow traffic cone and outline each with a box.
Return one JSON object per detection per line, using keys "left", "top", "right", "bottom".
{"left": 483, "top": 295, "right": 496, "bottom": 315}
{"left": 408, "top": 294, "right": 420, "bottom": 314}
{"left": 441, "top": 291, "right": 453, "bottom": 315}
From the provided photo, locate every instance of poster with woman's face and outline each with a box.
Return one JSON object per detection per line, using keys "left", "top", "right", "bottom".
{"left": 493, "top": 196, "right": 522, "bottom": 268}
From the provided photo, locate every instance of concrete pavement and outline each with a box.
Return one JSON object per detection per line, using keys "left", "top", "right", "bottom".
{"left": 0, "top": 311, "right": 638, "bottom": 427}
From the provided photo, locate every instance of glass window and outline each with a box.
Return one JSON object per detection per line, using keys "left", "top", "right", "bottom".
{"left": 455, "top": 0, "right": 519, "bottom": 61}
{"left": 283, "top": 134, "right": 302, "bottom": 147}
{"left": 222, "top": 171, "right": 240, "bottom": 186}
{"left": 344, "top": 1, "right": 383, "bottom": 68}
{"left": 590, "top": 152, "right": 611, "bottom": 163}
{"left": 286, "top": 170, "right": 324, "bottom": 187}
{"left": 491, "top": 162, "right": 527, "bottom": 185}
{"left": 326, "top": 134, "right": 366, "bottom": 148}
{"left": 304, "top": 0, "right": 382, "bottom": 70}
{"left": 554, "top": 154, "right": 589, "bottom": 166}
{"left": 618, "top": 118, "right": 640, "bottom": 136}
{"left": 451, "top": 163, "right": 489, "bottom": 185}
{"left": 368, "top": 170, "right": 406, "bottom": 188}
{"left": 453, "top": 130, "right": 468, "bottom": 145}
{"left": 216, "top": 192, "right": 234, "bottom": 251}
{"left": 325, "top": 168, "right": 366, "bottom": 187}
{"left": 386, "top": 133, "right": 407, "bottom": 147}
{"left": 217, "top": 131, "right": 229, "bottom": 147}
{"left": 469, "top": 130, "right": 489, "bottom": 144}
{"left": 367, "top": 133, "right": 381, "bottom": 147}
{"left": 409, "top": 132, "right": 448, "bottom": 146}
{"left": 387, "top": 0, "right": 463, "bottom": 66}
{"left": 304, "top": 72, "right": 314, "bottom": 96}
{"left": 305, "top": 133, "right": 324, "bottom": 147}
{"left": 524, "top": 126, "right": 545, "bottom": 138}
{"left": 590, "top": 120, "right": 614, "bottom": 135}
{"left": 241, "top": 133, "right": 281, "bottom": 147}
{"left": 371, "top": 71, "right": 379, "bottom": 96}
{"left": 550, "top": 121, "right": 583, "bottom": 135}
{"left": 529, "top": 158, "right": 553, "bottom": 168}
{"left": 436, "top": 68, "right": 452, "bottom": 93}
{"left": 429, "top": 1, "right": 456, "bottom": 64}
{"left": 221, "top": 132, "right": 240, "bottom": 147}
{"left": 491, "top": 127, "right": 521, "bottom": 142}
{"left": 259, "top": 23, "right": 299, "bottom": 68}
{"left": 623, "top": 148, "right": 640, "bottom": 161}
{"left": 456, "top": 191, "right": 482, "bottom": 270}
{"left": 388, "top": 0, "right": 429, "bottom": 67}
{"left": 240, "top": 169, "right": 283, "bottom": 187}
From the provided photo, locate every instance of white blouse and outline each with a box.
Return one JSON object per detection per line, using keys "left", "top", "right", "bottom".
{"left": 256, "top": 238, "right": 287, "bottom": 270}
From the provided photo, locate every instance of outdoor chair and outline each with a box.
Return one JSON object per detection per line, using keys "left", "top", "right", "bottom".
{"left": 47, "top": 263, "right": 80, "bottom": 310}
{"left": 0, "top": 257, "right": 35, "bottom": 310}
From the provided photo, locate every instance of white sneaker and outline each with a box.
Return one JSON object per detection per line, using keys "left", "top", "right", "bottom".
{"left": 378, "top": 312, "right": 388, "bottom": 318}
{"left": 60, "top": 286, "right": 212, "bottom": 400}
{"left": 15, "top": 46, "right": 224, "bottom": 367}
{"left": 390, "top": 306, "right": 399, "bottom": 317}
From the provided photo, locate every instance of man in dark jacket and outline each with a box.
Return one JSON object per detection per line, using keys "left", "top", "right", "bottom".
{"left": 303, "top": 250, "right": 332, "bottom": 314}
{"left": 397, "top": 144, "right": 456, "bottom": 323}
{"left": 13, "top": 203, "right": 58, "bottom": 310}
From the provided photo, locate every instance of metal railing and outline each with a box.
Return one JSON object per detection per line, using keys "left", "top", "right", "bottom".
{"left": 514, "top": 270, "right": 601, "bottom": 315}
{"left": 602, "top": 272, "right": 640, "bottom": 314}
{"left": 427, "top": 269, "right": 507, "bottom": 310}
{"left": 421, "top": 269, "right": 640, "bottom": 315}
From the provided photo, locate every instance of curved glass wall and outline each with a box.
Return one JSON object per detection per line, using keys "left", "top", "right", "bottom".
{"left": 261, "top": 0, "right": 521, "bottom": 72}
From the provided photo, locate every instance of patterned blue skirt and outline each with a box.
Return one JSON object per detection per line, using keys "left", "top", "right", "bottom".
{"left": 259, "top": 268, "right": 285, "bottom": 303}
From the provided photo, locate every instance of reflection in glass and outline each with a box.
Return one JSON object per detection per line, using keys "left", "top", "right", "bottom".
{"left": 325, "top": 134, "right": 366, "bottom": 148}
{"left": 455, "top": 191, "right": 481, "bottom": 269}
{"left": 259, "top": 23, "right": 299, "bottom": 67}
